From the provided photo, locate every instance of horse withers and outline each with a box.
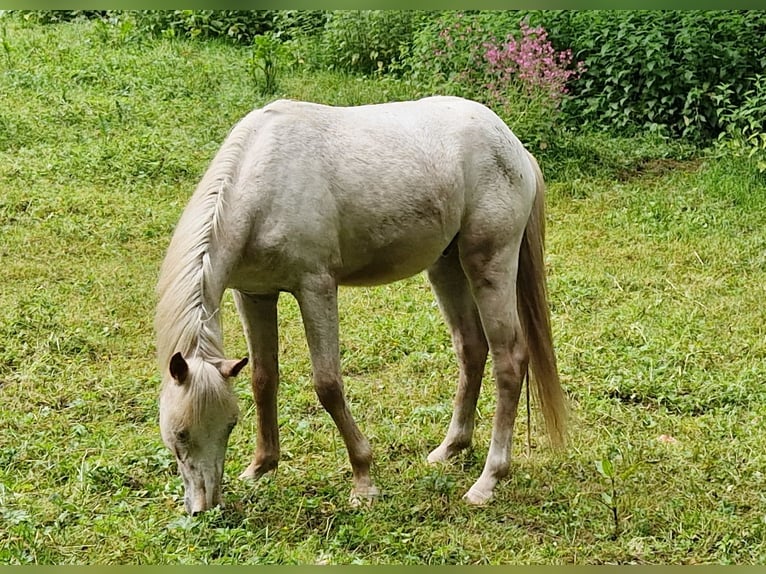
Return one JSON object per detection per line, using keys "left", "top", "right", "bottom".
{"left": 155, "top": 96, "right": 567, "bottom": 514}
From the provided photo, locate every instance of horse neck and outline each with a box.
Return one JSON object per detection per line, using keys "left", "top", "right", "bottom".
{"left": 156, "top": 112, "right": 255, "bottom": 371}
{"left": 155, "top": 246, "right": 228, "bottom": 371}
{"left": 156, "top": 177, "right": 236, "bottom": 371}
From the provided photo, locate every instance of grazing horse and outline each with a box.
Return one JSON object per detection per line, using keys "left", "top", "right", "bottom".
{"left": 155, "top": 96, "right": 567, "bottom": 514}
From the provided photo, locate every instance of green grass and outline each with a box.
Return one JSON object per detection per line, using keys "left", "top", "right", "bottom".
{"left": 1, "top": 18, "right": 765, "bottom": 564}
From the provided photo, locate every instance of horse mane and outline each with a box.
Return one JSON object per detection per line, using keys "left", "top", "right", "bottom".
{"left": 155, "top": 113, "right": 255, "bottom": 383}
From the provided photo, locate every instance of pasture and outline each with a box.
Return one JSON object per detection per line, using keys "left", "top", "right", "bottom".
{"left": 1, "top": 19, "right": 765, "bottom": 564}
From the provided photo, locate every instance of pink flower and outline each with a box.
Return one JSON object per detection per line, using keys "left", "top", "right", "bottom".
{"left": 478, "top": 22, "right": 583, "bottom": 104}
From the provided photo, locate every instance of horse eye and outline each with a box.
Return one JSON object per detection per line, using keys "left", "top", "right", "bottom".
{"left": 176, "top": 430, "right": 190, "bottom": 443}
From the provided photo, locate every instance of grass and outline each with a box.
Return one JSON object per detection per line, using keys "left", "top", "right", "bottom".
{"left": 1, "top": 17, "right": 765, "bottom": 564}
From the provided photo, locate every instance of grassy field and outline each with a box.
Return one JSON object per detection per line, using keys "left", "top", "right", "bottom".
{"left": 1, "top": 19, "right": 765, "bottom": 564}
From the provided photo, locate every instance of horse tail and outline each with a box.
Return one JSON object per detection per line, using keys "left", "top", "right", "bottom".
{"left": 517, "top": 151, "right": 567, "bottom": 447}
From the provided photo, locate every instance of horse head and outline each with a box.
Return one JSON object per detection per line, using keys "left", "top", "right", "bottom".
{"left": 159, "top": 352, "right": 247, "bottom": 514}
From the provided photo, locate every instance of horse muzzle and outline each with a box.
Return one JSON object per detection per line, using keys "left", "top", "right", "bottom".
{"left": 181, "top": 466, "right": 223, "bottom": 514}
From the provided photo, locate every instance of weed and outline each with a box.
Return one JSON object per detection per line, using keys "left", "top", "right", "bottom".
{"left": 595, "top": 451, "right": 620, "bottom": 539}
{"left": 251, "top": 32, "right": 285, "bottom": 96}
{"left": 0, "top": 20, "right": 12, "bottom": 67}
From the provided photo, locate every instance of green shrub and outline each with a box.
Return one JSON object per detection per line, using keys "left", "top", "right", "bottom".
{"left": 525, "top": 10, "right": 766, "bottom": 143}
{"left": 317, "top": 10, "right": 430, "bottom": 75}
{"left": 404, "top": 11, "right": 520, "bottom": 89}
{"left": 12, "top": 10, "right": 111, "bottom": 24}
{"left": 132, "top": 10, "right": 277, "bottom": 43}
{"left": 271, "top": 10, "right": 327, "bottom": 40}
{"left": 714, "top": 73, "right": 766, "bottom": 172}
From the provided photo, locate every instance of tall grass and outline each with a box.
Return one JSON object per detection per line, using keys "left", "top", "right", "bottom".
{"left": 0, "top": 19, "right": 764, "bottom": 564}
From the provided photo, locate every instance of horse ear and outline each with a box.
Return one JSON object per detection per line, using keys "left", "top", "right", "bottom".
{"left": 218, "top": 357, "right": 249, "bottom": 379}
{"left": 169, "top": 352, "right": 189, "bottom": 384}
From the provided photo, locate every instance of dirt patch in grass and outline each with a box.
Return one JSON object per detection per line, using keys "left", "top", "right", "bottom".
{"left": 617, "top": 158, "right": 703, "bottom": 182}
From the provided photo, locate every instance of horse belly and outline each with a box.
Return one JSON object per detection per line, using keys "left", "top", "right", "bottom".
{"left": 338, "top": 246, "right": 441, "bottom": 286}
{"left": 333, "top": 176, "right": 463, "bottom": 285}
{"left": 338, "top": 218, "right": 458, "bottom": 286}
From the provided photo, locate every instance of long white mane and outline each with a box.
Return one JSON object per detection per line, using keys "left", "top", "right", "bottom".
{"left": 155, "top": 115, "right": 254, "bottom": 376}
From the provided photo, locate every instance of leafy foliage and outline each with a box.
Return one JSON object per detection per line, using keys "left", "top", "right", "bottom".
{"left": 128, "top": 10, "right": 327, "bottom": 44}
{"left": 271, "top": 10, "right": 327, "bottom": 40}
{"left": 17, "top": 9, "right": 764, "bottom": 149}
{"left": 404, "top": 11, "right": 518, "bottom": 92}
{"left": 12, "top": 10, "right": 111, "bottom": 24}
{"left": 251, "top": 32, "right": 286, "bottom": 95}
{"left": 404, "top": 12, "right": 584, "bottom": 151}
{"left": 525, "top": 10, "right": 766, "bottom": 143}
{"left": 132, "top": 10, "right": 277, "bottom": 43}
{"left": 714, "top": 73, "right": 766, "bottom": 172}
{"left": 317, "top": 10, "right": 430, "bottom": 75}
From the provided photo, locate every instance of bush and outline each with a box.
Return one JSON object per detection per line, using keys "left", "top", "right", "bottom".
{"left": 714, "top": 73, "right": 766, "bottom": 172}
{"left": 271, "top": 10, "right": 327, "bottom": 40}
{"left": 12, "top": 10, "right": 111, "bottom": 24}
{"left": 404, "top": 12, "right": 584, "bottom": 151}
{"left": 404, "top": 11, "right": 519, "bottom": 89}
{"left": 524, "top": 10, "right": 766, "bottom": 144}
{"left": 482, "top": 22, "right": 584, "bottom": 109}
{"left": 317, "top": 10, "right": 431, "bottom": 75}
{"left": 132, "top": 10, "right": 277, "bottom": 43}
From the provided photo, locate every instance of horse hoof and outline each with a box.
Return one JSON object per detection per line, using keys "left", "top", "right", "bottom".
{"left": 349, "top": 485, "right": 381, "bottom": 507}
{"left": 239, "top": 460, "right": 276, "bottom": 481}
{"left": 426, "top": 446, "right": 450, "bottom": 464}
{"left": 463, "top": 487, "right": 492, "bottom": 506}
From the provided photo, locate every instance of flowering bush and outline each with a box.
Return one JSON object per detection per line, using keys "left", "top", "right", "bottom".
{"left": 482, "top": 22, "right": 584, "bottom": 107}
{"left": 406, "top": 13, "right": 584, "bottom": 150}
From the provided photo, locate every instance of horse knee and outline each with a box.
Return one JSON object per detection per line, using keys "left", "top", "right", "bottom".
{"left": 511, "top": 337, "right": 529, "bottom": 367}
{"left": 313, "top": 377, "right": 344, "bottom": 410}
{"left": 457, "top": 340, "right": 488, "bottom": 375}
{"left": 492, "top": 338, "right": 529, "bottom": 382}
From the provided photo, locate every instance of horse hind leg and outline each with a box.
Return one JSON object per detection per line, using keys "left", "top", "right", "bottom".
{"left": 232, "top": 291, "right": 281, "bottom": 481}
{"left": 295, "top": 274, "right": 380, "bottom": 505}
{"left": 459, "top": 235, "right": 529, "bottom": 506}
{"left": 426, "top": 243, "right": 489, "bottom": 463}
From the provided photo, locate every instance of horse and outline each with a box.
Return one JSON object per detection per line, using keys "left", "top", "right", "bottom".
{"left": 155, "top": 95, "right": 567, "bottom": 514}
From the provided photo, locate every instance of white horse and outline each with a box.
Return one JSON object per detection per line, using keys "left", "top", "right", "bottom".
{"left": 155, "top": 96, "right": 567, "bottom": 514}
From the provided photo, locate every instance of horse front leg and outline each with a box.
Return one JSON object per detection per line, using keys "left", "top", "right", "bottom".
{"left": 233, "top": 291, "right": 281, "bottom": 481}
{"left": 295, "top": 274, "right": 379, "bottom": 504}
